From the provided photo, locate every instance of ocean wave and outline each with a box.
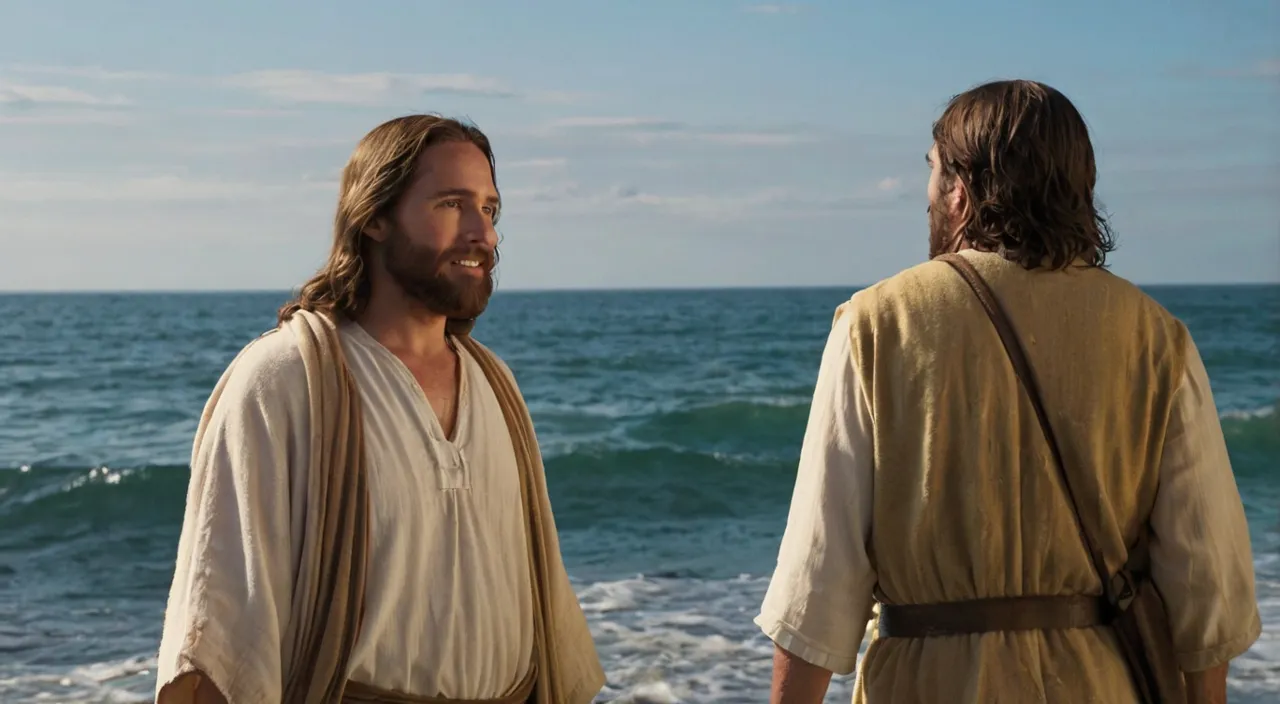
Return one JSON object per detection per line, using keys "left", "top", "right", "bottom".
{"left": 1222, "top": 404, "right": 1276, "bottom": 420}
{"left": 624, "top": 400, "right": 809, "bottom": 460}
{"left": 2, "top": 400, "right": 1274, "bottom": 528}
{"left": 0, "top": 466, "right": 187, "bottom": 534}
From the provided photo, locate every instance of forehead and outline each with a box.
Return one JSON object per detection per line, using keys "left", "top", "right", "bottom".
{"left": 411, "top": 141, "right": 496, "bottom": 191}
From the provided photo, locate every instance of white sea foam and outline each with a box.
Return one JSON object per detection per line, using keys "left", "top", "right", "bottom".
{"left": 0, "top": 654, "right": 155, "bottom": 703}
{"left": 1221, "top": 404, "right": 1276, "bottom": 420}
{"left": 580, "top": 566, "right": 1280, "bottom": 702}
{"left": 578, "top": 574, "right": 860, "bottom": 703}
{"left": 5, "top": 568, "right": 1276, "bottom": 703}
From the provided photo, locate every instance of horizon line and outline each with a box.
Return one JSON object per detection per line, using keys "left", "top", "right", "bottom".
{"left": 1, "top": 281, "right": 1277, "bottom": 296}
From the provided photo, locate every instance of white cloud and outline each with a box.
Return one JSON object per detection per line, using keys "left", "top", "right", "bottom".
{"left": 505, "top": 157, "right": 569, "bottom": 170}
{"left": 1176, "top": 57, "right": 1280, "bottom": 81}
{"left": 550, "top": 116, "right": 682, "bottom": 130}
{"left": 742, "top": 4, "right": 804, "bottom": 14}
{"left": 698, "top": 131, "right": 813, "bottom": 146}
{"left": 0, "top": 172, "right": 331, "bottom": 203}
{"left": 539, "top": 115, "right": 817, "bottom": 146}
{"left": 3, "top": 65, "right": 580, "bottom": 113}
{"left": 0, "top": 109, "right": 133, "bottom": 125}
{"left": 504, "top": 177, "right": 907, "bottom": 220}
{"left": 3, "top": 64, "right": 170, "bottom": 81}
{"left": 0, "top": 82, "right": 130, "bottom": 107}
{"left": 1245, "top": 58, "right": 1280, "bottom": 78}
{"left": 525, "top": 90, "right": 590, "bottom": 105}
{"left": 207, "top": 107, "right": 301, "bottom": 118}
{"left": 222, "top": 70, "right": 518, "bottom": 104}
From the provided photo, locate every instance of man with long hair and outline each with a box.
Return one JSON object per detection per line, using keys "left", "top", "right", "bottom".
{"left": 155, "top": 115, "right": 604, "bottom": 703}
{"left": 756, "top": 80, "right": 1260, "bottom": 703}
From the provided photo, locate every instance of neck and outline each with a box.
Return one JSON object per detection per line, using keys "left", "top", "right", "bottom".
{"left": 355, "top": 279, "right": 451, "bottom": 359}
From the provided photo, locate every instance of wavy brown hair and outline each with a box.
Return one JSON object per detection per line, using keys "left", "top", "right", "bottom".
{"left": 277, "top": 114, "right": 498, "bottom": 325}
{"left": 932, "top": 80, "right": 1116, "bottom": 269}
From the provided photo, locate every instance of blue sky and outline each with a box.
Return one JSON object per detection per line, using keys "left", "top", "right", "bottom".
{"left": 1, "top": 0, "right": 1276, "bottom": 291}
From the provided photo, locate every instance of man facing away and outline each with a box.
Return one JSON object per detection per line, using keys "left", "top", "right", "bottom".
{"left": 155, "top": 115, "right": 604, "bottom": 703}
{"left": 756, "top": 80, "right": 1261, "bottom": 703}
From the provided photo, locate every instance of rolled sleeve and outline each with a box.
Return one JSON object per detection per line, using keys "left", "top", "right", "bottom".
{"left": 755, "top": 308, "right": 876, "bottom": 676}
{"left": 1148, "top": 335, "right": 1262, "bottom": 672}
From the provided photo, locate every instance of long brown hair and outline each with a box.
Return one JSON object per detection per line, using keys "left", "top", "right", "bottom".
{"left": 932, "top": 80, "right": 1116, "bottom": 270}
{"left": 277, "top": 114, "right": 498, "bottom": 325}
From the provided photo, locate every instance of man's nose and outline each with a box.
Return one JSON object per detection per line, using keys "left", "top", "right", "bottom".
{"left": 463, "top": 208, "right": 499, "bottom": 248}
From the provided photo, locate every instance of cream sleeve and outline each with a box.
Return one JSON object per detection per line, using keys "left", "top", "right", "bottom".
{"left": 155, "top": 332, "right": 308, "bottom": 703}
{"left": 1148, "top": 334, "right": 1262, "bottom": 672}
{"left": 754, "top": 310, "right": 877, "bottom": 675}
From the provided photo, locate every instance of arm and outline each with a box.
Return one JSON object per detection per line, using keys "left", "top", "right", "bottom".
{"left": 1184, "top": 662, "right": 1228, "bottom": 704}
{"left": 755, "top": 307, "right": 877, "bottom": 692}
{"left": 771, "top": 645, "right": 835, "bottom": 704}
{"left": 1147, "top": 335, "right": 1261, "bottom": 681}
{"left": 161, "top": 672, "right": 230, "bottom": 704}
{"left": 155, "top": 337, "right": 306, "bottom": 704}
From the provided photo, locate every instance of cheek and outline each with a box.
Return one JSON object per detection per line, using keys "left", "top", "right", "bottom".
{"left": 396, "top": 207, "right": 453, "bottom": 247}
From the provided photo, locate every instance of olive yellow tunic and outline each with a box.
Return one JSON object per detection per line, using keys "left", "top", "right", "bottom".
{"left": 757, "top": 250, "right": 1261, "bottom": 703}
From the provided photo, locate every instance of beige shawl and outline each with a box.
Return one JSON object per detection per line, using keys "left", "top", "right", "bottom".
{"left": 168, "top": 310, "right": 604, "bottom": 703}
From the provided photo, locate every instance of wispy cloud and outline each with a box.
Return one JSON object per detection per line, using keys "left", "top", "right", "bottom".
{"left": 0, "top": 109, "right": 133, "bottom": 125}
{"left": 540, "top": 115, "right": 818, "bottom": 146}
{"left": 741, "top": 4, "right": 805, "bottom": 14}
{"left": 0, "top": 172, "right": 331, "bottom": 203}
{"left": 206, "top": 107, "right": 301, "bottom": 118}
{"left": 221, "top": 70, "right": 519, "bottom": 104}
{"left": 1237, "top": 58, "right": 1280, "bottom": 79}
{"left": 0, "top": 82, "right": 130, "bottom": 107}
{"left": 3, "top": 64, "right": 171, "bottom": 81}
{"left": 1174, "top": 57, "right": 1280, "bottom": 81}
{"left": 4, "top": 64, "right": 585, "bottom": 111}
{"left": 549, "top": 116, "right": 681, "bottom": 130}
{"left": 505, "top": 175, "right": 906, "bottom": 220}
{"left": 505, "top": 157, "right": 570, "bottom": 170}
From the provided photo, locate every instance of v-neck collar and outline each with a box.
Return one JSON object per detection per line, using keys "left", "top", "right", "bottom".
{"left": 342, "top": 321, "right": 469, "bottom": 446}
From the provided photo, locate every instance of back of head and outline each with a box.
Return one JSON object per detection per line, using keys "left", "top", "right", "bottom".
{"left": 277, "top": 114, "right": 496, "bottom": 325}
{"left": 932, "top": 79, "right": 1115, "bottom": 269}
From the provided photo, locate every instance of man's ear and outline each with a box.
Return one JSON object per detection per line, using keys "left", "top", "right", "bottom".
{"left": 364, "top": 215, "right": 389, "bottom": 243}
{"left": 948, "top": 178, "right": 970, "bottom": 224}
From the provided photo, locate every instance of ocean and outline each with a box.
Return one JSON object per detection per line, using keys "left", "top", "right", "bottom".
{"left": 0, "top": 285, "right": 1275, "bottom": 703}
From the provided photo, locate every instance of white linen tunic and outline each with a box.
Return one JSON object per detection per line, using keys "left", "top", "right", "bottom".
{"left": 156, "top": 321, "right": 533, "bottom": 703}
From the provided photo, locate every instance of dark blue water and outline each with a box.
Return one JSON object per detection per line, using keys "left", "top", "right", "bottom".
{"left": 1, "top": 286, "right": 1276, "bottom": 702}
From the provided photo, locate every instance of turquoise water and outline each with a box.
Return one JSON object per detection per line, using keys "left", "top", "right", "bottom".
{"left": 0, "top": 285, "right": 1275, "bottom": 702}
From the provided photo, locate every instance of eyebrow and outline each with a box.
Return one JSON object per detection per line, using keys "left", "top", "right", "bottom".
{"left": 431, "top": 188, "right": 501, "bottom": 206}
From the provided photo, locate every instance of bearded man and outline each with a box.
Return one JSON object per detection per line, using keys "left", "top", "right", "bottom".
{"left": 155, "top": 115, "right": 604, "bottom": 704}
{"left": 756, "top": 80, "right": 1260, "bottom": 703}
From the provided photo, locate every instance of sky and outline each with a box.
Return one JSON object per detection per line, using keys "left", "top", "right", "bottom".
{"left": 0, "top": 0, "right": 1276, "bottom": 291}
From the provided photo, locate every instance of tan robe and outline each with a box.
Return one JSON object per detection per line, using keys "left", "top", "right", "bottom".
{"left": 155, "top": 311, "right": 604, "bottom": 703}
{"left": 757, "top": 250, "right": 1261, "bottom": 702}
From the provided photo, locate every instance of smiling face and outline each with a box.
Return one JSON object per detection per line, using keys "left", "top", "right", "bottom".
{"left": 365, "top": 140, "right": 501, "bottom": 320}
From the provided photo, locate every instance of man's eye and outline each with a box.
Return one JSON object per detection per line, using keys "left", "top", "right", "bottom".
{"left": 442, "top": 199, "right": 461, "bottom": 208}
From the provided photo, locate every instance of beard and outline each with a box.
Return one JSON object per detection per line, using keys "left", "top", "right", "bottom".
{"left": 381, "top": 225, "right": 496, "bottom": 320}
{"left": 928, "top": 198, "right": 961, "bottom": 259}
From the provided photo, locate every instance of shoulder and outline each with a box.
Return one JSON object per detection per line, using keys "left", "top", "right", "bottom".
{"left": 835, "top": 258, "right": 961, "bottom": 334}
{"left": 1093, "top": 270, "right": 1192, "bottom": 369}
{"left": 215, "top": 327, "right": 311, "bottom": 410}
